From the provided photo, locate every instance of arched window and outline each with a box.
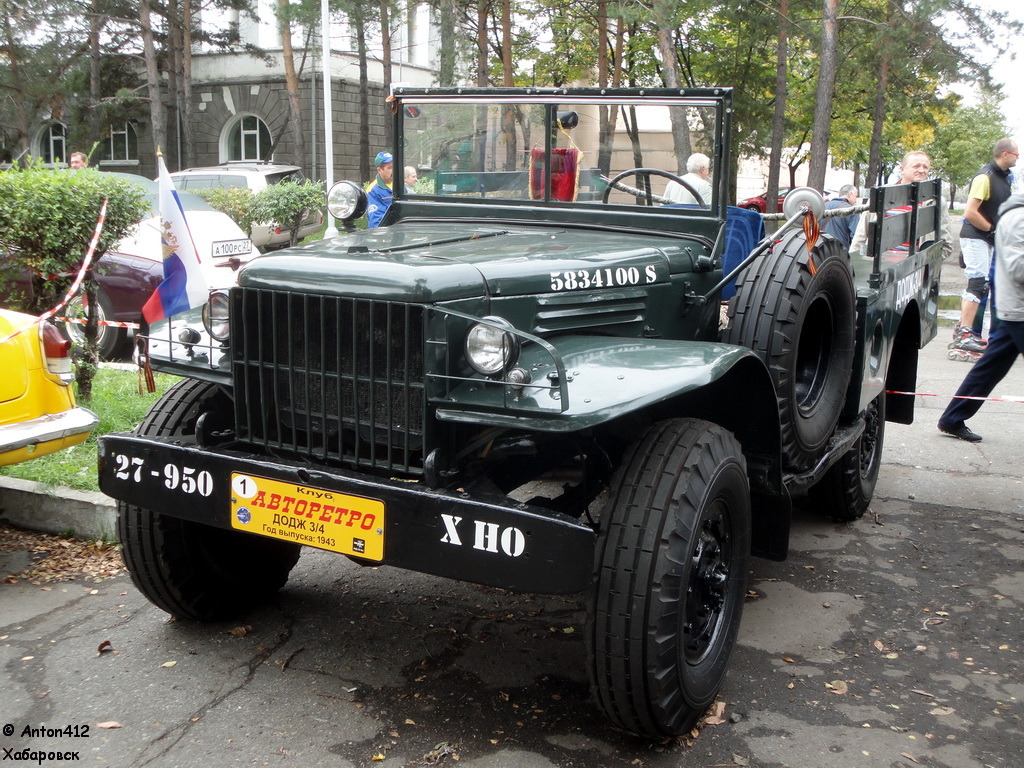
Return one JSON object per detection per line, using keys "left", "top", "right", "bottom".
{"left": 37, "top": 122, "right": 68, "bottom": 164}
{"left": 224, "top": 114, "right": 272, "bottom": 161}
{"left": 97, "top": 122, "right": 139, "bottom": 162}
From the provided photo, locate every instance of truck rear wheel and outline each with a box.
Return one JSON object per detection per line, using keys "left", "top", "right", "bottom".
{"left": 808, "top": 393, "right": 886, "bottom": 522}
{"left": 118, "top": 379, "right": 301, "bottom": 621}
{"left": 725, "top": 230, "right": 855, "bottom": 471}
{"left": 589, "top": 418, "right": 750, "bottom": 738}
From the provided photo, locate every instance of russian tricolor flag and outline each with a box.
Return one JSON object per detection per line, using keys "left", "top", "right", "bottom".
{"left": 142, "top": 154, "right": 209, "bottom": 324}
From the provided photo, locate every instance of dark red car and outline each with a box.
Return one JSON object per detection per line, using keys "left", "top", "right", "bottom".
{"left": 737, "top": 187, "right": 792, "bottom": 213}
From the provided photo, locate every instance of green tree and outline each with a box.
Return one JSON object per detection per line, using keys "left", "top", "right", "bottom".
{"left": 929, "top": 99, "right": 1007, "bottom": 206}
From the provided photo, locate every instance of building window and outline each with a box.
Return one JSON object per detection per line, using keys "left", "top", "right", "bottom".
{"left": 37, "top": 122, "right": 68, "bottom": 164}
{"left": 225, "top": 114, "right": 272, "bottom": 161}
{"left": 97, "top": 122, "right": 139, "bottom": 162}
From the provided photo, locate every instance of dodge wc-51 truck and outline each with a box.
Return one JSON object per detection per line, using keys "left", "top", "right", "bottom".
{"left": 98, "top": 87, "right": 944, "bottom": 739}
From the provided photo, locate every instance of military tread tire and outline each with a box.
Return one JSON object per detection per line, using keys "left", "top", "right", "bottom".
{"left": 808, "top": 393, "right": 886, "bottom": 522}
{"left": 589, "top": 418, "right": 751, "bottom": 738}
{"left": 118, "top": 379, "right": 301, "bottom": 621}
{"left": 725, "top": 230, "right": 856, "bottom": 472}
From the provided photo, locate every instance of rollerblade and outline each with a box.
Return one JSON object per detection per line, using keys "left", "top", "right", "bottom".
{"left": 947, "top": 324, "right": 986, "bottom": 360}
{"left": 947, "top": 346, "right": 982, "bottom": 362}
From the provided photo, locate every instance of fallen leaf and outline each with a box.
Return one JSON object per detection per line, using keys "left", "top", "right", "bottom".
{"left": 97, "top": 640, "right": 114, "bottom": 655}
{"left": 371, "top": 754, "right": 385, "bottom": 762}
{"left": 782, "top": 657, "right": 796, "bottom": 663}
{"left": 900, "top": 753, "right": 921, "bottom": 764}
{"left": 562, "top": 627, "right": 575, "bottom": 634}
{"left": 930, "top": 706, "right": 955, "bottom": 716}
{"left": 161, "top": 661, "right": 177, "bottom": 668}
{"left": 873, "top": 640, "right": 885, "bottom": 651}
{"left": 732, "top": 754, "right": 750, "bottom": 766}
{"left": 405, "top": 719, "right": 416, "bottom": 725}
{"left": 703, "top": 701, "right": 727, "bottom": 725}
{"left": 97, "top": 721, "right": 122, "bottom": 729}
{"left": 827, "top": 680, "right": 848, "bottom": 694}
{"left": 228, "top": 626, "right": 251, "bottom": 638}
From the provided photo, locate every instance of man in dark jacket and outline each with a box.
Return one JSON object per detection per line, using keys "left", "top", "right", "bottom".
{"left": 822, "top": 185, "right": 859, "bottom": 248}
{"left": 938, "top": 192, "right": 1024, "bottom": 441}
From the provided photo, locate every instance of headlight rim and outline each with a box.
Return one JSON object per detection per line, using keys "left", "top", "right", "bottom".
{"left": 202, "top": 290, "right": 231, "bottom": 342}
{"left": 464, "top": 315, "right": 521, "bottom": 377}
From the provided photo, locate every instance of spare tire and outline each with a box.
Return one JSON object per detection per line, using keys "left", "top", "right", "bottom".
{"left": 724, "top": 230, "right": 856, "bottom": 472}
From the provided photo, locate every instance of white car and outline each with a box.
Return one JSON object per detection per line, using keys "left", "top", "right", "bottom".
{"left": 169, "top": 162, "right": 323, "bottom": 250}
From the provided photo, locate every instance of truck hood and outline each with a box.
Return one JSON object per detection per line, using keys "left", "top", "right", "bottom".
{"left": 238, "top": 222, "right": 697, "bottom": 302}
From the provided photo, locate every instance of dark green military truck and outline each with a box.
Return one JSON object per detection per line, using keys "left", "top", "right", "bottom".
{"left": 99, "top": 87, "right": 944, "bottom": 738}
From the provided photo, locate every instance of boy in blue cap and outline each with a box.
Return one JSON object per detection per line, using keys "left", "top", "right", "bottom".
{"left": 366, "top": 151, "right": 394, "bottom": 228}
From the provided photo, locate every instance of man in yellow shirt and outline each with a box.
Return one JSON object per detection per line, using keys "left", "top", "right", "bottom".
{"left": 950, "top": 138, "right": 1018, "bottom": 359}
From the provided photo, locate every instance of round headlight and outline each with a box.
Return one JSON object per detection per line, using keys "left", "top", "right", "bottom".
{"left": 202, "top": 290, "right": 231, "bottom": 342}
{"left": 465, "top": 316, "right": 520, "bottom": 376}
{"left": 327, "top": 180, "right": 368, "bottom": 222}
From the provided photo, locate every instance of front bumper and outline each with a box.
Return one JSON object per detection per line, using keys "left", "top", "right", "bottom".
{"left": 98, "top": 433, "right": 596, "bottom": 594}
{"left": 0, "top": 407, "right": 99, "bottom": 466}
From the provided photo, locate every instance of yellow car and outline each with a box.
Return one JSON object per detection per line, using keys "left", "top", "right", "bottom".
{"left": 0, "top": 308, "right": 98, "bottom": 466}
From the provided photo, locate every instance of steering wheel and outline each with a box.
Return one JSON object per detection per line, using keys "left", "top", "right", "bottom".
{"left": 602, "top": 167, "right": 709, "bottom": 209}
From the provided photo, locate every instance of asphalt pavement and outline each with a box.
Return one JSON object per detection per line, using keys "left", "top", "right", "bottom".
{"left": 1, "top": 256, "right": 1022, "bottom": 768}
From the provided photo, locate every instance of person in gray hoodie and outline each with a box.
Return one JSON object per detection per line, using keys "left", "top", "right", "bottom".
{"left": 938, "top": 192, "right": 1024, "bottom": 442}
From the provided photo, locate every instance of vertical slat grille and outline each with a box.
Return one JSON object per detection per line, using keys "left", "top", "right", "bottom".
{"left": 232, "top": 288, "right": 426, "bottom": 474}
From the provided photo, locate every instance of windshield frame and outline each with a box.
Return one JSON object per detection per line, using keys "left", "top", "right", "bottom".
{"left": 389, "top": 86, "right": 732, "bottom": 237}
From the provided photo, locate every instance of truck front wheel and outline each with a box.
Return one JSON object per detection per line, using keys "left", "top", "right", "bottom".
{"left": 589, "top": 418, "right": 751, "bottom": 738}
{"left": 808, "top": 393, "right": 886, "bottom": 522}
{"left": 118, "top": 379, "right": 301, "bottom": 621}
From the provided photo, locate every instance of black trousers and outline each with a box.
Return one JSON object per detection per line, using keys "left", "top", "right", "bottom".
{"left": 940, "top": 318, "right": 1024, "bottom": 426}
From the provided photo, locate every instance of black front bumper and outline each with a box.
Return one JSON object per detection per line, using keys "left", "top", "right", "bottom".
{"left": 98, "top": 434, "right": 596, "bottom": 595}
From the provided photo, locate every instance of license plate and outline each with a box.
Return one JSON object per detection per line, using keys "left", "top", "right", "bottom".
{"left": 229, "top": 473, "right": 384, "bottom": 560}
{"left": 212, "top": 239, "right": 253, "bottom": 258}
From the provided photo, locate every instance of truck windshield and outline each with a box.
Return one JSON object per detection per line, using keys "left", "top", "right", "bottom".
{"left": 399, "top": 94, "right": 723, "bottom": 213}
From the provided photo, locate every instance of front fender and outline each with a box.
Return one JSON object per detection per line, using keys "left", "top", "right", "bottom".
{"left": 436, "top": 336, "right": 774, "bottom": 437}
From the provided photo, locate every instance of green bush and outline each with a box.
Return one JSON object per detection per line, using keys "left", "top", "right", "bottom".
{"left": 0, "top": 165, "right": 148, "bottom": 314}
{"left": 190, "top": 186, "right": 256, "bottom": 232}
{"left": 191, "top": 180, "right": 324, "bottom": 248}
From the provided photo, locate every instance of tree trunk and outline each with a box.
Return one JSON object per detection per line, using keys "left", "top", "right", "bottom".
{"left": 807, "top": 0, "right": 838, "bottom": 191}
{"left": 2, "top": 4, "right": 32, "bottom": 160}
{"left": 139, "top": 0, "right": 167, "bottom": 157}
{"left": 501, "top": 0, "right": 516, "bottom": 170}
{"left": 766, "top": 0, "right": 789, "bottom": 217}
{"left": 166, "top": 0, "right": 182, "bottom": 168}
{"left": 180, "top": 0, "right": 195, "bottom": 168}
{"left": 437, "top": 0, "right": 457, "bottom": 86}
{"left": 355, "top": 12, "right": 370, "bottom": 182}
{"left": 867, "top": 51, "right": 890, "bottom": 188}
{"left": 380, "top": 0, "right": 392, "bottom": 96}
{"left": 476, "top": 0, "right": 488, "bottom": 87}
{"left": 279, "top": 0, "right": 307, "bottom": 169}
{"left": 88, "top": 0, "right": 102, "bottom": 145}
{"left": 654, "top": 19, "right": 691, "bottom": 173}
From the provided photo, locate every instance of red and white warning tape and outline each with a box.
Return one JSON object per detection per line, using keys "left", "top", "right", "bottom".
{"left": 56, "top": 316, "right": 140, "bottom": 330}
{"left": 0, "top": 198, "right": 108, "bottom": 345}
{"left": 887, "top": 389, "right": 1024, "bottom": 404}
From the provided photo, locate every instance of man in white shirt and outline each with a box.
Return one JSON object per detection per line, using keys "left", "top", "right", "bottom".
{"left": 664, "top": 153, "right": 713, "bottom": 207}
